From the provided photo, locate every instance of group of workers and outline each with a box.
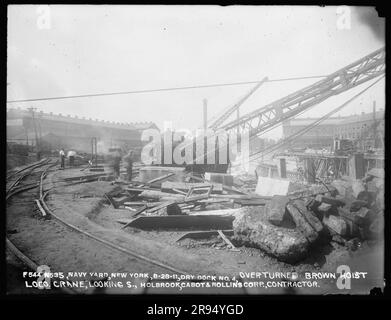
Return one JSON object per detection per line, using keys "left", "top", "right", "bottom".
{"left": 59, "top": 147, "right": 134, "bottom": 181}
{"left": 59, "top": 148, "right": 77, "bottom": 169}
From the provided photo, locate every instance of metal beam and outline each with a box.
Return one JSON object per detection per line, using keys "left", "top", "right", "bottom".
{"left": 221, "top": 48, "right": 385, "bottom": 138}
{"left": 209, "top": 76, "right": 268, "bottom": 130}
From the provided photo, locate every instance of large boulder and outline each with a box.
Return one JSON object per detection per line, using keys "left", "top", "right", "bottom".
{"left": 266, "top": 195, "right": 290, "bottom": 227}
{"left": 232, "top": 206, "right": 309, "bottom": 263}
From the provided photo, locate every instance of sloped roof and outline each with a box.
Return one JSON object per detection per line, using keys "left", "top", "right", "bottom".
{"left": 6, "top": 108, "right": 158, "bottom": 131}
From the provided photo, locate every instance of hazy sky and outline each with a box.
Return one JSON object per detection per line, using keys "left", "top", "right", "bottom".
{"left": 7, "top": 5, "right": 385, "bottom": 138}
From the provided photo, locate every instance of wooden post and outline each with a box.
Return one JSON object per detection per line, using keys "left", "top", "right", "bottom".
{"left": 304, "top": 158, "right": 316, "bottom": 184}
{"left": 279, "top": 158, "right": 287, "bottom": 178}
{"left": 349, "top": 153, "right": 365, "bottom": 179}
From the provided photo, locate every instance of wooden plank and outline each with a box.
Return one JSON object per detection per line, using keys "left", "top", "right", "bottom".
{"left": 104, "top": 194, "right": 118, "bottom": 209}
{"left": 123, "top": 201, "right": 162, "bottom": 207}
{"left": 162, "top": 181, "right": 223, "bottom": 193}
{"left": 176, "top": 230, "right": 233, "bottom": 242}
{"left": 233, "top": 199, "right": 267, "bottom": 206}
{"left": 146, "top": 172, "right": 175, "bottom": 184}
{"left": 146, "top": 200, "right": 176, "bottom": 213}
{"left": 172, "top": 188, "right": 188, "bottom": 195}
{"left": 197, "top": 198, "right": 232, "bottom": 204}
{"left": 126, "top": 187, "right": 158, "bottom": 193}
{"left": 62, "top": 172, "right": 107, "bottom": 181}
{"left": 123, "top": 215, "right": 234, "bottom": 230}
{"left": 120, "top": 206, "right": 148, "bottom": 229}
{"left": 188, "top": 208, "right": 240, "bottom": 216}
{"left": 211, "top": 194, "right": 271, "bottom": 200}
{"left": 138, "top": 190, "right": 184, "bottom": 200}
{"left": 217, "top": 230, "right": 239, "bottom": 251}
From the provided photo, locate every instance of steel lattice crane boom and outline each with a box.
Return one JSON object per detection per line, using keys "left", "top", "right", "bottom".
{"left": 220, "top": 47, "right": 385, "bottom": 139}
{"left": 208, "top": 77, "right": 268, "bottom": 130}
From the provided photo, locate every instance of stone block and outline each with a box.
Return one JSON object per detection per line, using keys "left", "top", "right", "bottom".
{"left": 316, "top": 195, "right": 345, "bottom": 207}
{"left": 233, "top": 207, "right": 309, "bottom": 263}
{"left": 255, "top": 177, "right": 291, "bottom": 197}
{"left": 286, "top": 203, "right": 319, "bottom": 243}
{"left": 204, "top": 172, "right": 234, "bottom": 186}
{"left": 323, "top": 215, "right": 348, "bottom": 237}
{"left": 266, "top": 195, "right": 290, "bottom": 227}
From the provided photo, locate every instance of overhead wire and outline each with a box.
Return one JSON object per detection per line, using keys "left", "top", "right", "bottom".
{"left": 6, "top": 75, "right": 327, "bottom": 103}
{"left": 230, "top": 75, "right": 385, "bottom": 168}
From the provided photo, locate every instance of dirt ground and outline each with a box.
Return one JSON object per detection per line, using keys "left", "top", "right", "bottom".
{"left": 6, "top": 165, "right": 384, "bottom": 295}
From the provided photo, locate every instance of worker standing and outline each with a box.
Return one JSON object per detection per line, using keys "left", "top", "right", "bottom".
{"left": 123, "top": 150, "right": 134, "bottom": 181}
{"left": 67, "top": 150, "right": 76, "bottom": 167}
{"left": 112, "top": 149, "right": 122, "bottom": 179}
{"left": 59, "top": 148, "right": 65, "bottom": 169}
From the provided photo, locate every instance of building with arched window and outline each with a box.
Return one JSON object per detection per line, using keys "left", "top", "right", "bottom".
{"left": 282, "top": 108, "right": 384, "bottom": 151}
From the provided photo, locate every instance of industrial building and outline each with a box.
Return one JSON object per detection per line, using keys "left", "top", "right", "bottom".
{"left": 6, "top": 107, "right": 159, "bottom": 154}
{"left": 282, "top": 107, "right": 385, "bottom": 150}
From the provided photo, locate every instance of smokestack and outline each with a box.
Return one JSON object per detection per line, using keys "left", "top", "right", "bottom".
{"left": 203, "top": 98, "right": 208, "bottom": 131}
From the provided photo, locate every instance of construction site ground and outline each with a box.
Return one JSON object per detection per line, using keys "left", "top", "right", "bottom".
{"left": 6, "top": 164, "right": 384, "bottom": 294}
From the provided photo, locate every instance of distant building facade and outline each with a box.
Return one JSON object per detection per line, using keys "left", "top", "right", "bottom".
{"left": 282, "top": 108, "right": 385, "bottom": 150}
{"left": 6, "top": 108, "right": 159, "bottom": 154}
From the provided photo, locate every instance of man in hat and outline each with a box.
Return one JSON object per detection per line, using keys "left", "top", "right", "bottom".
{"left": 59, "top": 148, "right": 65, "bottom": 169}
{"left": 123, "top": 150, "right": 134, "bottom": 181}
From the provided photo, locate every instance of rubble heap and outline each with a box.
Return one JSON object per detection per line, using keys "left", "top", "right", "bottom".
{"left": 232, "top": 169, "right": 384, "bottom": 263}
{"left": 97, "top": 165, "right": 384, "bottom": 265}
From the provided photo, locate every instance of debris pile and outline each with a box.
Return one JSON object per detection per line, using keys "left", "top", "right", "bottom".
{"left": 97, "top": 165, "right": 384, "bottom": 264}
{"left": 232, "top": 168, "right": 384, "bottom": 262}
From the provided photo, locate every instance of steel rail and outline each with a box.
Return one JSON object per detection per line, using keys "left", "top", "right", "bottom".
{"left": 38, "top": 165, "right": 190, "bottom": 276}
{"left": 7, "top": 159, "right": 247, "bottom": 294}
{"left": 6, "top": 159, "right": 77, "bottom": 294}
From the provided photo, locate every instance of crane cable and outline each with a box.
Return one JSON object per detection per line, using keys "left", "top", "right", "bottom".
{"left": 6, "top": 75, "right": 327, "bottom": 103}
{"left": 231, "top": 75, "right": 385, "bottom": 167}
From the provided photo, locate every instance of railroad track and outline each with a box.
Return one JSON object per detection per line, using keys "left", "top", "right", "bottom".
{"left": 6, "top": 159, "right": 76, "bottom": 294}
{"left": 5, "top": 159, "right": 195, "bottom": 294}
{"left": 7, "top": 160, "right": 249, "bottom": 294}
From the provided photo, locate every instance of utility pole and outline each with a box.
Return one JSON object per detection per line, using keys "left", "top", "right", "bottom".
{"left": 203, "top": 98, "right": 208, "bottom": 132}
{"left": 28, "top": 107, "right": 40, "bottom": 159}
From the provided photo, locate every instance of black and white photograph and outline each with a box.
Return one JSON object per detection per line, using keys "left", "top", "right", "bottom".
{"left": 5, "top": 5, "right": 386, "bottom": 299}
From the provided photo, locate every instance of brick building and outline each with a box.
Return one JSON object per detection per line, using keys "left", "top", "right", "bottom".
{"left": 6, "top": 107, "right": 159, "bottom": 154}
{"left": 282, "top": 108, "right": 385, "bottom": 150}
